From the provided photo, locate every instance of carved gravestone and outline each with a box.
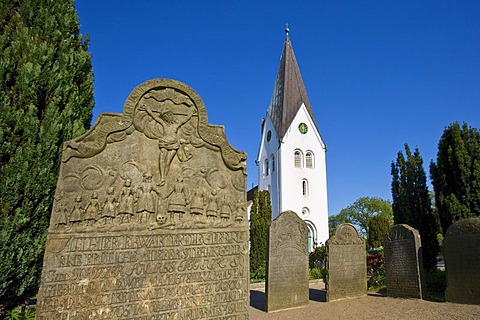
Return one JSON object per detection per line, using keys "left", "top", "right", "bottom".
{"left": 326, "top": 223, "right": 366, "bottom": 302}
{"left": 266, "top": 211, "right": 309, "bottom": 312}
{"left": 384, "top": 224, "right": 424, "bottom": 299}
{"left": 444, "top": 217, "right": 480, "bottom": 305}
{"left": 36, "top": 79, "right": 249, "bottom": 319}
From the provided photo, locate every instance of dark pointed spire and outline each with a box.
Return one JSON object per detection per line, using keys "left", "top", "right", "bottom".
{"left": 267, "top": 27, "right": 316, "bottom": 139}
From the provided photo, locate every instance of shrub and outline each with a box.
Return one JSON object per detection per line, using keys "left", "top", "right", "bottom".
{"left": 367, "top": 247, "right": 386, "bottom": 290}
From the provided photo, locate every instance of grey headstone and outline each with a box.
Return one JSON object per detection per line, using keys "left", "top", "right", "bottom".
{"left": 384, "top": 224, "right": 424, "bottom": 299}
{"left": 326, "top": 223, "right": 366, "bottom": 301}
{"left": 444, "top": 217, "right": 480, "bottom": 305}
{"left": 36, "top": 79, "right": 250, "bottom": 319}
{"left": 266, "top": 211, "right": 309, "bottom": 312}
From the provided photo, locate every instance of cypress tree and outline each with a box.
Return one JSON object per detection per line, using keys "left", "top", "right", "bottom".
{"left": 430, "top": 122, "right": 480, "bottom": 234}
{"left": 0, "top": 0, "right": 94, "bottom": 312}
{"left": 391, "top": 144, "right": 439, "bottom": 270}
{"left": 367, "top": 215, "right": 390, "bottom": 249}
{"left": 249, "top": 190, "right": 272, "bottom": 277}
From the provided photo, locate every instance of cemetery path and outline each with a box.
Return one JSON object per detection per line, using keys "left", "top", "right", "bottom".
{"left": 249, "top": 281, "right": 480, "bottom": 320}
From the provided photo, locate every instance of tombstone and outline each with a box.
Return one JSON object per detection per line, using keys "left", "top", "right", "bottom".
{"left": 266, "top": 211, "right": 309, "bottom": 312}
{"left": 326, "top": 223, "right": 366, "bottom": 301}
{"left": 384, "top": 224, "right": 424, "bottom": 299}
{"left": 36, "top": 79, "right": 250, "bottom": 319}
{"left": 444, "top": 217, "right": 480, "bottom": 305}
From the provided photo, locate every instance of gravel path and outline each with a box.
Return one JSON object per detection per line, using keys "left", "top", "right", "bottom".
{"left": 249, "top": 281, "right": 480, "bottom": 320}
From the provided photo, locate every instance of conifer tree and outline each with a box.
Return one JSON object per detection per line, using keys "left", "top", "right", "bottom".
{"left": 249, "top": 190, "right": 272, "bottom": 277}
{"left": 367, "top": 215, "right": 390, "bottom": 249}
{"left": 0, "top": 0, "right": 94, "bottom": 312}
{"left": 391, "top": 144, "right": 439, "bottom": 270}
{"left": 430, "top": 122, "right": 480, "bottom": 234}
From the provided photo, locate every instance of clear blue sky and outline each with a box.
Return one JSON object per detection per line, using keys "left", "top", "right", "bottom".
{"left": 75, "top": 1, "right": 480, "bottom": 216}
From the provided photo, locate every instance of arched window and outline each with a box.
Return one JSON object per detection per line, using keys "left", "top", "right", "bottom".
{"left": 302, "top": 179, "right": 309, "bottom": 196}
{"left": 271, "top": 155, "right": 275, "bottom": 172}
{"left": 306, "top": 151, "right": 314, "bottom": 169}
{"left": 264, "top": 159, "right": 269, "bottom": 176}
{"left": 294, "top": 150, "right": 302, "bottom": 168}
{"left": 301, "top": 207, "right": 310, "bottom": 218}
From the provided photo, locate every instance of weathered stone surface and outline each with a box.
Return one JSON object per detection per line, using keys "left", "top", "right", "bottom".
{"left": 266, "top": 211, "right": 309, "bottom": 312}
{"left": 36, "top": 79, "right": 249, "bottom": 319}
{"left": 444, "top": 217, "right": 480, "bottom": 305}
{"left": 326, "top": 223, "right": 366, "bottom": 302}
{"left": 384, "top": 224, "right": 424, "bottom": 299}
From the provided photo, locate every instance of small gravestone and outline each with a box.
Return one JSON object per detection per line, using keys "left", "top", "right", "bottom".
{"left": 36, "top": 79, "right": 250, "bottom": 319}
{"left": 444, "top": 217, "right": 480, "bottom": 305}
{"left": 384, "top": 224, "right": 424, "bottom": 299}
{"left": 326, "top": 223, "right": 366, "bottom": 301}
{"left": 266, "top": 211, "right": 309, "bottom": 312}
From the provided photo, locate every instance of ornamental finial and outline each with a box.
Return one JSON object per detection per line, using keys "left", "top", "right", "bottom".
{"left": 285, "top": 23, "right": 290, "bottom": 36}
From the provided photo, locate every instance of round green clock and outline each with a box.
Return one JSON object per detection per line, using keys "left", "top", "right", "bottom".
{"left": 298, "top": 123, "right": 308, "bottom": 134}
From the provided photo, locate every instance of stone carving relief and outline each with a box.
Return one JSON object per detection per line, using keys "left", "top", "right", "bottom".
{"left": 48, "top": 80, "right": 247, "bottom": 233}
{"left": 37, "top": 79, "right": 249, "bottom": 319}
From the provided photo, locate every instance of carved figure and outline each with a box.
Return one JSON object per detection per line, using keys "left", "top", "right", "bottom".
{"left": 53, "top": 191, "right": 68, "bottom": 228}
{"left": 220, "top": 194, "right": 231, "bottom": 220}
{"left": 189, "top": 189, "right": 205, "bottom": 219}
{"left": 70, "top": 195, "right": 84, "bottom": 227}
{"left": 118, "top": 179, "right": 135, "bottom": 224}
{"left": 206, "top": 190, "right": 218, "bottom": 220}
{"left": 101, "top": 187, "right": 118, "bottom": 224}
{"left": 166, "top": 176, "right": 189, "bottom": 221}
{"left": 137, "top": 91, "right": 196, "bottom": 186}
{"left": 84, "top": 192, "right": 100, "bottom": 226}
{"left": 235, "top": 199, "right": 244, "bottom": 223}
{"left": 136, "top": 172, "right": 156, "bottom": 223}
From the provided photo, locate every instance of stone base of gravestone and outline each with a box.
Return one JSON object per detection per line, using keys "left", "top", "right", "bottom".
{"left": 384, "top": 224, "right": 424, "bottom": 299}
{"left": 326, "top": 223, "right": 366, "bottom": 302}
{"left": 266, "top": 211, "right": 309, "bottom": 312}
{"left": 444, "top": 217, "right": 480, "bottom": 305}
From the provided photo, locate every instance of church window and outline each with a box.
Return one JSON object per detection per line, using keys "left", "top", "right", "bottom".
{"left": 271, "top": 155, "right": 275, "bottom": 172}
{"left": 264, "top": 159, "right": 269, "bottom": 176}
{"left": 306, "top": 151, "right": 314, "bottom": 168}
{"left": 294, "top": 150, "right": 302, "bottom": 168}
{"left": 302, "top": 179, "right": 309, "bottom": 196}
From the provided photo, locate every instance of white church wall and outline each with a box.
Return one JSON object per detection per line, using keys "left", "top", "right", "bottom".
{"left": 278, "top": 104, "right": 329, "bottom": 246}
{"left": 257, "top": 116, "right": 280, "bottom": 217}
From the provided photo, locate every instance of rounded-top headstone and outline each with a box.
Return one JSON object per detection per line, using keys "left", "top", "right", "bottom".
{"left": 444, "top": 217, "right": 480, "bottom": 305}
{"left": 384, "top": 224, "right": 424, "bottom": 299}
{"left": 326, "top": 223, "right": 366, "bottom": 301}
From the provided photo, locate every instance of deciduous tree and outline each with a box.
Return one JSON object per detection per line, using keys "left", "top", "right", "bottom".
{"left": 0, "top": 0, "right": 94, "bottom": 313}
{"left": 333, "top": 196, "right": 393, "bottom": 238}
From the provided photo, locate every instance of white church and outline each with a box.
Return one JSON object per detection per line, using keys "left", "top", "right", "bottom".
{"left": 250, "top": 28, "right": 329, "bottom": 251}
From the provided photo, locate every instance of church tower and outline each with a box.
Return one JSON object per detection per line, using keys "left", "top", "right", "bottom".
{"left": 256, "top": 28, "right": 329, "bottom": 249}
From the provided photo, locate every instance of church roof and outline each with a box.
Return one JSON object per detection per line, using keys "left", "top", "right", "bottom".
{"left": 267, "top": 30, "right": 317, "bottom": 139}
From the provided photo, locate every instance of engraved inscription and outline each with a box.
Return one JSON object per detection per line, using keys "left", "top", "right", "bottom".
{"left": 444, "top": 218, "right": 480, "bottom": 305}
{"left": 384, "top": 224, "right": 423, "bottom": 299}
{"left": 266, "top": 211, "right": 309, "bottom": 312}
{"left": 326, "top": 223, "right": 367, "bottom": 302}
{"left": 37, "top": 79, "right": 249, "bottom": 319}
